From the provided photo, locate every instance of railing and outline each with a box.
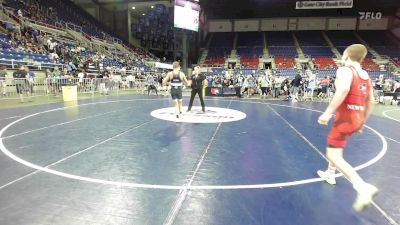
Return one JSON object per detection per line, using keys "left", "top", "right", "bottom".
{"left": 66, "top": 22, "right": 82, "bottom": 33}
{"left": 113, "top": 38, "right": 122, "bottom": 44}
{"left": 24, "top": 17, "right": 64, "bottom": 31}
{"left": 0, "top": 77, "right": 151, "bottom": 98}
{"left": 0, "top": 58, "right": 63, "bottom": 70}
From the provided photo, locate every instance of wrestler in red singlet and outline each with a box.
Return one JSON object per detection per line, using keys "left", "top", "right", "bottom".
{"left": 327, "top": 65, "right": 372, "bottom": 148}
{"left": 317, "top": 44, "right": 378, "bottom": 212}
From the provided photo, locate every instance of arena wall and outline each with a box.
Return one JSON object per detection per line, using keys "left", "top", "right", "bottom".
{"left": 358, "top": 18, "right": 389, "bottom": 30}
{"left": 260, "top": 19, "right": 288, "bottom": 31}
{"left": 209, "top": 20, "right": 233, "bottom": 32}
{"left": 327, "top": 18, "right": 357, "bottom": 30}
{"left": 234, "top": 19, "right": 259, "bottom": 32}
{"left": 208, "top": 16, "right": 395, "bottom": 32}
{"left": 297, "top": 17, "right": 326, "bottom": 30}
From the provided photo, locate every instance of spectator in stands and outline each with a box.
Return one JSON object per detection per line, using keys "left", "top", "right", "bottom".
{"left": 233, "top": 75, "right": 242, "bottom": 98}
{"left": 120, "top": 66, "right": 126, "bottom": 76}
{"left": 48, "top": 39, "right": 57, "bottom": 53}
{"left": 26, "top": 67, "right": 35, "bottom": 95}
{"left": 62, "top": 67, "right": 70, "bottom": 77}
{"left": 394, "top": 80, "right": 400, "bottom": 92}
{"left": 65, "top": 61, "right": 73, "bottom": 73}
{"left": 291, "top": 72, "right": 302, "bottom": 102}
{"left": 146, "top": 73, "right": 158, "bottom": 96}
{"left": 258, "top": 72, "right": 270, "bottom": 99}
{"left": 392, "top": 80, "right": 400, "bottom": 106}
{"left": 241, "top": 75, "right": 250, "bottom": 97}
{"left": 5, "top": 21, "right": 17, "bottom": 34}
{"left": 12, "top": 65, "right": 28, "bottom": 102}
{"left": 77, "top": 69, "right": 85, "bottom": 91}
{"left": 241, "top": 74, "right": 255, "bottom": 98}
{"left": 375, "top": 75, "right": 385, "bottom": 90}
{"left": 272, "top": 76, "right": 282, "bottom": 98}
{"left": 127, "top": 73, "right": 135, "bottom": 88}
{"left": 318, "top": 76, "right": 330, "bottom": 99}
{"left": 374, "top": 75, "right": 385, "bottom": 101}
{"left": 305, "top": 73, "right": 316, "bottom": 101}
{"left": 98, "top": 70, "right": 109, "bottom": 96}
{"left": 52, "top": 66, "right": 61, "bottom": 95}
{"left": 222, "top": 76, "right": 230, "bottom": 87}
{"left": 0, "top": 66, "right": 7, "bottom": 96}
{"left": 282, "top": 78, "right": 290, "bottom": 96}
{"left": 17, "top": 8, "right": 22, "bottom": 17}
{"left": 49, "top": 52, "right": 60, "bottom": 64}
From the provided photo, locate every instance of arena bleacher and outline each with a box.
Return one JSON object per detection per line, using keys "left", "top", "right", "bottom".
{"left": 0, "top": 0, "right": 158, "bottom": 77}
{"left": 199, "top": 27, "right": 398, "bottom": 82}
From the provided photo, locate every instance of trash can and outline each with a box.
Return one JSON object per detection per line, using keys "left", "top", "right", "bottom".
{"left": 62, "top": 85, "right": 77, "bottom": 102}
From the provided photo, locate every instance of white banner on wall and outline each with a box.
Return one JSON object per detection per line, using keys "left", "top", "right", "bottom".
{"left": 155, "top": 62, "right": 173, "bottom": 69}
{"left": 296, "top": 0, "right": 353, "bottom": 9}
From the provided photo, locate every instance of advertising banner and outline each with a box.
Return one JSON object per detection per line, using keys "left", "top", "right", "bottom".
{"left": 296, "top": 0, "right": 353, "bottom": 9}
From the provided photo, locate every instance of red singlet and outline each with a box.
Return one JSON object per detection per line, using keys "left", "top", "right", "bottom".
{"left": 327, "top": 66, "right": 372, "bottom": 148}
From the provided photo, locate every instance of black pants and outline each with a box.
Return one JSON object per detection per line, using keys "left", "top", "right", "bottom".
{"left": 242, "top": 87, "right": 249, "bottom": 95}
{"left": 235, "top": 86, "right": 242, "bottom": 97}
{"left": 147, "top": 85, "right": 158, "bottom": 95}
{"left": 188, "top": 88, "right": 205, "bottom": 110}
{"left": 260, "top": 87, "right": 269, "bottom": 95}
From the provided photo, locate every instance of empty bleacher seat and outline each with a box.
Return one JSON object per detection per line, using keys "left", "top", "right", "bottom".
{"left": 237, "top": 47, "right": 263, "bottom": 57}
{"left": 210, "top": 32, "right": 234, "bottom": 48}
{"left": 274, "top": 57, "right": 295, "bottom": 69}
{"left": 326, "top": 31, "right": 359, "bottom": 47}
{"left": 302, "top": 47, "right": 334, "bottom": 57}
{"left": 269, "top": 47, "right": 297, "bottom": 57}
{"left": 313, "top": 58, "right": 336, "bottom": 69}
{"left": 362, "top": 58, "right": 380, "bottom": 71}
{"left": 267, "top": 32, "right": 294, "bottom": 46}
{"left": 296, "top": 31, "right": 328, "bottom": 46}
{"left": 240, "top": 56, "right": 259, "bottom": 69}
{"left": 237, "top": 32, "right": 263, "bottom": 47}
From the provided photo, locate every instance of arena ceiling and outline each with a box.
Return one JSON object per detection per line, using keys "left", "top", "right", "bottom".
{"left": 71, "top": 0, "right": 400, "bottom": 19}
{"left": 200, "top": 0, "right": 400, "bottom": 19}
{"left": 71, "top": 0, "right": 171, "bottom": 18}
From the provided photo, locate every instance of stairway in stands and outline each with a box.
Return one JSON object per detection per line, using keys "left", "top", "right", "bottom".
{"left": 321, "top": 31, "right": 341, "bottom": 58}
{"left": 353, "top": 32, "right": 382, "bottom": 60}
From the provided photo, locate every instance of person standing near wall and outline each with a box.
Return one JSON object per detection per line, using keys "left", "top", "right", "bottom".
{"left": 0, "top": 66, "right": 7, "bottom": 97}
{"left": 13, "top": 65, "right": 28, "bottom": 102}
{"left": 258, "top": 71, "right": 270, "bottom": 99}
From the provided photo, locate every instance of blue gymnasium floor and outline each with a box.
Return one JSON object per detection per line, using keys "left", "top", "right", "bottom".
{"left": 0, "top": 95, "right": 399, "bottom": 225}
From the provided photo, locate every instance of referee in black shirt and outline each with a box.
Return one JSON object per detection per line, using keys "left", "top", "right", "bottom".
{"left": 187, "top": 66, "right": 206, "bottom": 113}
